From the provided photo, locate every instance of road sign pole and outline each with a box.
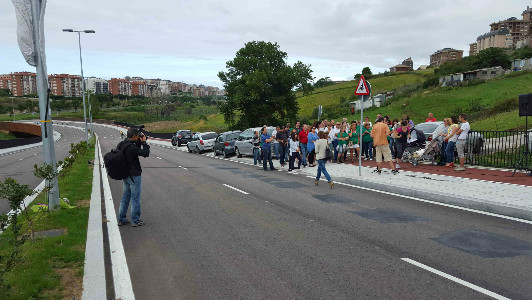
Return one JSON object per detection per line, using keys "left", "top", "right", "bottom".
{"left": 30, "top": 0, "right": 60, "bottom": 209}
{"left": 359, "top": 95, "right": 364, "bottom": 176}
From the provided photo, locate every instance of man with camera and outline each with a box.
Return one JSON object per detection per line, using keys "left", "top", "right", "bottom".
{"left": 117, "top": 127, "right": 150, "bottom": 227}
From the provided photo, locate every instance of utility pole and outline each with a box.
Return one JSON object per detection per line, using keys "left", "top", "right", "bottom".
{"left": 30, "top": 0, "right": 60, "bottom": 209}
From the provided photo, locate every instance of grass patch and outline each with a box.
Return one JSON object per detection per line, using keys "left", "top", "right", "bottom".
{"left": 0, "top": 131, "right": 19, "bottom": 140}
{"left": 145, "top": 113, "right": 227, "bottom": 133}
{"left": 0, "top": 139, "right": 94, "bottom": 299}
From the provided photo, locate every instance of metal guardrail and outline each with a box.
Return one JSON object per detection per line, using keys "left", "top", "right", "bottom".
{"left": 465, "top": 130, "right": 531, "bottom": 169}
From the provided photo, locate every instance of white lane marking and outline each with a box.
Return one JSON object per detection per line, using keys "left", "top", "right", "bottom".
{"left": 222, "top": 184, "right": 249, "bottom": 195}
{"left": 401, "top": 258, "right": 511, "bottom": 300}
{"left": 334, "top": 182, "right": 532, "bottom": 225}
{"left": 156, "top": 157, "right": 162, "bottom": 160}
{"left": 182, "top": 167, "right": 188, "bottom": 170}
{"left": 97, "top": 137, "right": 136, "bottom": 300}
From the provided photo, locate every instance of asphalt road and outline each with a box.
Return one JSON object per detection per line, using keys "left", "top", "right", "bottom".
{"left": 2, "top": 123, "right": 530, "bottom": 299}
{"left": 0, "top": 122, "right": 86, "bottom": 213}
{"left": 91, "top": 124, "right": 532, "bottom": 300}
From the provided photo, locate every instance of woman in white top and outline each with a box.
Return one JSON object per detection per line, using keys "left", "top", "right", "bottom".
{"left": 315, "top": 131, "right": 334, "bottom": 188}
{"left": 288, "top": 131, "right": 302, "bottom": 171}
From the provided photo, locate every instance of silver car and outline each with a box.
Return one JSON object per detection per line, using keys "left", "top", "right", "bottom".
{"left": 234, "top": 127, "right": 275, "bottom": 158}
{"left": 187, "top": 132, "right": 218, "bottom": 154}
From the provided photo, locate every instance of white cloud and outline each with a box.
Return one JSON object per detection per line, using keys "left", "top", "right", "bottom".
{"left": 1, "top": 0, "right": 530, "bottom": 87}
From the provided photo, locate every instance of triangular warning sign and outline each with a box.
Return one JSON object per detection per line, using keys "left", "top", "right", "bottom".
{"left": 354, "top": 75, "right": 370, "bottom": 95}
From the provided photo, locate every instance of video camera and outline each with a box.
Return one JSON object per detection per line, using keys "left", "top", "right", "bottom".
{"left": 136, "top": 125, "right": 149, "bottom": 140}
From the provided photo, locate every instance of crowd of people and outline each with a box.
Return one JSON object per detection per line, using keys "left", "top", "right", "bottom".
{"left": 253, "top": 112, "right": 471, "bottom": 187}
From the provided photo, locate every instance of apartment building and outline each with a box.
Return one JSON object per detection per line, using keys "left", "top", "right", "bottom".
{"left": 401, "top": 57, "right": 413, "bottom": 70}
{"left": 85, "top": 77, "right": 109, "bottom": 95}
{"left": 109, "top": 78, "right": 132, "bottom": 96}
{"left": 48, "top": 74, "right": 82, "bottom": 97}
{"left": 470, "top": 6, "right": 532, "bottom": 55}
{"left": 131, "top": 81, "right": 149, "bottom": 97}
{"left": 430, "top": 48, "right": 464, "bottom": 67}
{"left": 0, "top": 72, "right": 38, "bottom": 96}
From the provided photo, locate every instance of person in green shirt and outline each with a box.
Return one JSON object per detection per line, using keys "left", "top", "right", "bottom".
{"left": 361, "top": 122, "right": 374, "bottom": 160}
{"left": 348, "top": 121, "right": 360, "bottom": 162}
{"left": 336, "top": 127, "right": 349, "bottom": 163}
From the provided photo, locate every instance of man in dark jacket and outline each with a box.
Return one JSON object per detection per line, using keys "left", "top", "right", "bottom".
{"left": 117, "top": 127, "right": 150, "bottom": 227}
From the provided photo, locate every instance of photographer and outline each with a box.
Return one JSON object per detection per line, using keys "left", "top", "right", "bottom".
{"left": 117, "top": 127, "right": 150, "bottom": 227}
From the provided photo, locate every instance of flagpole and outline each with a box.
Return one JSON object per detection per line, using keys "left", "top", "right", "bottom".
{"left": 30, "top": 0, "right": 60, "bottom": 209}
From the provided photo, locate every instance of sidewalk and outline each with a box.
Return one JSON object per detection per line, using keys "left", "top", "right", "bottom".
{"left": 95, "top": 124, "right": 532, "bottom": 221}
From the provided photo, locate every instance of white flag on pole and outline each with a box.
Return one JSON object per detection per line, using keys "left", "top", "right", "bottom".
{"left": 11, "top": 0, "right": 47, "bottom": 67}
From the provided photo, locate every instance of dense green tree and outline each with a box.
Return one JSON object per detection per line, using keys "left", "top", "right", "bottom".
{"left": 361, "top": 67, "right": 372, "bottom": 76}
{"left": 218, "top": 41, "right": 313, "bottom": 128}
{"left": 511, "top": 46, "right": 532, "bottom": 60}
{"left": 470, "top": 47, "right": 511, "bottom": 69}
{"left": 314, "top": 77, "right": 335, "bottom": 88}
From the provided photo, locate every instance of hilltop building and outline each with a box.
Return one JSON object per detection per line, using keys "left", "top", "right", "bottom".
{"left": 430, "top": 48, "right": 464, "bottom": 67}
{"left": 469, "top": 6, "right": 532, "bottom": 56}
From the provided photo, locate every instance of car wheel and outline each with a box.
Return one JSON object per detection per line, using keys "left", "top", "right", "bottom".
{"left": 196, "top": 146, "right": 202, "bottom": 154}
{"left": 214, "top": 149, "right": 220, "bottom": 156}
{"left": 223, "top": 150, "right": 229, "bottom": 158}
{"left": 187, "top": 145, "right": 192, "bottom": 153}
{"left": 236, "top": 147, "right": 242, "bottom": 158}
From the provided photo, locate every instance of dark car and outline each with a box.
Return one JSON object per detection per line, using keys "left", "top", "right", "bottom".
{"left": 213, "top": 130, "right": 242, "bottom": 158}
{"left": 172, "top": 130, "right": 193, "bottom": 146}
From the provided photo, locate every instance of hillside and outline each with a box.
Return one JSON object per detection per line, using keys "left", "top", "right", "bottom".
{"left": 297, "top": 71, "right": 532, "bottom": 131}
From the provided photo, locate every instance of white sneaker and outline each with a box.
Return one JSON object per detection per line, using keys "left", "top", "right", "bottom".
{"left": 396, "top": 164, "right": 401, "bottom": 169}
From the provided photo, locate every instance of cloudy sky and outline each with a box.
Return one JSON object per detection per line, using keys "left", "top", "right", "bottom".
{"left": 1, "top": 0, "right": 530, "bottom": 87}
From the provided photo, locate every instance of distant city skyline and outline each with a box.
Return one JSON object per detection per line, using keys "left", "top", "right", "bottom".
{"left": 1, "top": 0, "right": 530, "bottom": 88}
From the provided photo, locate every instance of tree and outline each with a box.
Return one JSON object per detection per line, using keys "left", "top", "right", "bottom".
{"left": 218, "top": 41, "right": 313, "bottom": 128}
{"left": 470, "top": 47, "right": 511, "bottom": 70}
{"left": 362, "top": 67, "right": 372, "bottom": 76}
{"left": 314, "top": 77, "right": 335, "bottom": 88}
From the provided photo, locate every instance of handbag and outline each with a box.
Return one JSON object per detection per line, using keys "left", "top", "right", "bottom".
{"left": 325, "top": 147, "right": 333, "bottom": 160}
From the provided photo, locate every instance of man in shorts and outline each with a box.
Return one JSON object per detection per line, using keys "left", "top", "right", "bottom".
{"left": 371, "top": 117, "right": 398, "bottom": 174}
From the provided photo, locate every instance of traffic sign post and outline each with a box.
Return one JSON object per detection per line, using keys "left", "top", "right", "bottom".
{"left": 318, "top": 105, "right": 323, "bottom": 121}
{"left": 355, "top": 76, "right": 371, "bottom": 176}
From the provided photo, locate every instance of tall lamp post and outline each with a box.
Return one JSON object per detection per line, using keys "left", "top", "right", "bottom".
{"left": 62, "top": 29, "right": 95, "bottom": 143}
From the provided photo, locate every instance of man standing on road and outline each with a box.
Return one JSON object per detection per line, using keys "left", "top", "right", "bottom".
{"left": 261, "top": 127, "right": 276, "bottom": 171}
{"left": 371, "top": 117, "right": 398, "bottom": 174}
{"left": 299, "top": 124, "right": 309, "bottom": 167}
{"left": 276, "top": 126, "right": 289, "bottom": 167}
{"left": 118, "top": 128, "right": 150, "bottom": 227}
{"left": 454, "top": 114, "right": 470, "bottom": 171}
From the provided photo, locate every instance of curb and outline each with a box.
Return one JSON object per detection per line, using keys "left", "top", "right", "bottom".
{"left": 338, "top": 175, "right": 532, "bottom": 221}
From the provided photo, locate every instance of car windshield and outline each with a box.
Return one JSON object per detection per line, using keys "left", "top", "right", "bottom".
{"left": 414, "top": 123, "right": 439, "bottom": 133}
{"left": 228, "top": 133, "right": 240, "bottom": 140}
{"left": 202, "top": 133, "right": 218, "bottom": 140}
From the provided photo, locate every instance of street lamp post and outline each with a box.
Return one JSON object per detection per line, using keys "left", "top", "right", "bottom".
{"left": 62, "top": 29, "right": 95, "bottom": 143}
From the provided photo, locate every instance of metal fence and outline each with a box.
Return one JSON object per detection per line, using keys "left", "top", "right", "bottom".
{"left": 465, "top": 130, "right": 531, "bottom": 170}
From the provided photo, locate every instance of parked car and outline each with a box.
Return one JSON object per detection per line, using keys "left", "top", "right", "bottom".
{"left": 213, "top": 130, "right": 242, "bottom": 158}
{"left": 234, "top": 127, "right": 276, "bottom": 158}
{"left": 413, "top": 121, "right": 484, "bottom": 154}
{"left": 171, "top": 130, "right": 193, "bottom": 146}
{"left": 186, "top": 132, "right": 218, "bottom": 154}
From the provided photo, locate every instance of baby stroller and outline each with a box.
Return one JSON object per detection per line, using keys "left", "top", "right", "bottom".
{"left": 400, "top": 128, "right": 427, "bottom": 164}
{"left": 410, "top": 138, "right": 441, "bottom": 166}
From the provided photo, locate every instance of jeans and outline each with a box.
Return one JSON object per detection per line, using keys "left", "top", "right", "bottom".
{"left": 300, "top": 143, "right": 308, "bottom": 165}
{"left": 262, "top": 147, "right": 275, "bottom": 170}
{"left": 362, "top": 140, "right": 374, "bottom": 159}
{"left": 274, "top": 143, "right": 279, "bottom": 159}
{"left": 118, "top": 175, "right": 142, "bottom": 224}
{"left": 253, "top": 148, "right": 261, "bottom": 165}
{"left": 316, "top": 159, "right": 332, "bottom": 181}
{"left": 279, "top": 144, "right": 288, "bottom": 164}
{"left": 332, "top": 140, "right": 339, "bottom": 162}
{"left": 446, "top": 141, "right": 456, "bottom": 163}
{"left": 389, "top": 139, "right": 396, "bottom": 159}
{"left": 289, "top": 152, "right": 302, "bottom": 170}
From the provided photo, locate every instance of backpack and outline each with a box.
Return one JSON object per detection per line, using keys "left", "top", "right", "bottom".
{"left": 104, "top": 142, "right": 133, "bottom": 180}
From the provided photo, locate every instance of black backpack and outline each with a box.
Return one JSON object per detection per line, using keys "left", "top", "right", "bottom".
{"left": 104, "top": 142, "right": 133, "bottom": 180}
{"left": 325, "top": 147, "right": 333, "bottom": 160}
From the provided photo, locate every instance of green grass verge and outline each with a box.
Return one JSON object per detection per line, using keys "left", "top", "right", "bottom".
{"left": 0, "top": 139, "right": 94, "bottom": 300}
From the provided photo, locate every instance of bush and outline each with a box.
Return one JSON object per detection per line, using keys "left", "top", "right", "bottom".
{"left": 422, "top": 76, "right": 440, "bottom": 88}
